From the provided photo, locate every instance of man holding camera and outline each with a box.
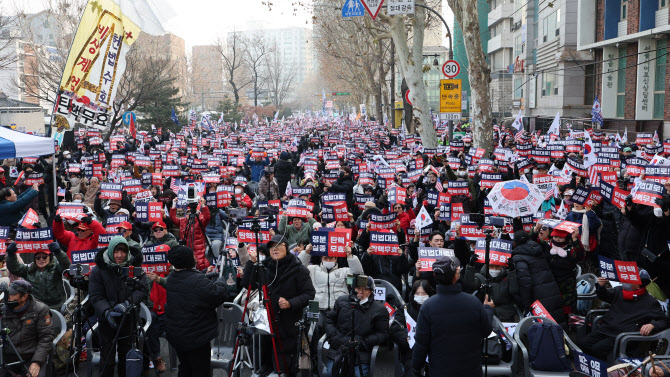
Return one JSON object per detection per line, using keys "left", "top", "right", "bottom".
{"left": 89, "top": 236, "right": 148, "bottom": 377}
{"left": 324, "top": 276, "right": 389, "bottom": 377}
{"left": 1, "top": 280, "right": 54, "bottom": 377}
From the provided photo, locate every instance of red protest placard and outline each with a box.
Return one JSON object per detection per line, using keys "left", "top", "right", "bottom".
{"left": 614, "top": 260, "right": 641, "bottom": 284}
{"left": 369, "top": 230, "right": 400, "bottom": 255}
{"left": 418, "top": 247, "right": 455, "bottom": 271}
{"left": 19, "top": 208, "right": 40, "bottom": 228}
{"left": 99, "top": 182, "right": 122, "bottom": 200}
{"left": 148, "top": 202, "right": 163, "bottom": 222}
{"left": 530, "top": 300, "right": 555, "bottom": 322}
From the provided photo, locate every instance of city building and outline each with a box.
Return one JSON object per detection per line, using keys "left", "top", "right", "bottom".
{"left": 576, "top": 0, "right": 669, "bottom": 137}
{"left": 191, "top": 45, "right": 224, "bottom": 110}
{"left": 133, "top": 33, "right": 188, "bottom": 98}
{"left": 0, "top": 91, "right": 47, "bottom": 134}
{"left": 453, "top": 0, "right": 490, "bottom": 118}
{"left": 487, "top": 0, "right": 515, "bottom": 118}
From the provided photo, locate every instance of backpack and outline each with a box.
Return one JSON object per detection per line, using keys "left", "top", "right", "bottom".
{"left": 575, "top": 280, "right": 592, "bottom": 315}
{"left": 527, "top": 322, "right": 572, "bottom": 372}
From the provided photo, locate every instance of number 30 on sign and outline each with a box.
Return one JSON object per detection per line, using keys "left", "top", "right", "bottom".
{"left": 442, "top": 60, "right": 460, "bottom": 78}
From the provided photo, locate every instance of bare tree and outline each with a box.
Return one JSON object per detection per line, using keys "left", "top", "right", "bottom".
{"left": 244, "top": 33, "right": 267, "bottom": 108}
{"left": 447, "top": 0, "right": 493, "bottom": 152}
{"left": 216, "top": 31, "right": 252, "bottom": 106}
{"left": 264, "top": 40, "right": 297, "bottom": 108}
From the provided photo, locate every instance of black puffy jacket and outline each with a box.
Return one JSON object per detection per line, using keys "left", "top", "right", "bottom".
{"left": 88, "top": 246, "right": 148, "bottom": 322}
{"left": 510, "top": 240, "right": 565, "bottom": 324}
{"left": 618, "top": 204, "right": 652, "bottom": 260}
{"left": 595, "top": 284, "right": 670, "bottom": 337}
{"left": 273, "top": 157, "right": 293, "bottom": 196}
{"left": 241, "top": 252, "right": 315, "bottom": 355}
{"left": 412, "top": 284, "right": 493, "bottom": 376}
{"left": 165, "top": 269, "right": 229, "bottom": 352}
{"left": 324, "top": 294, "right": 389, "bottom": 364}
{"left": 329, "top": 175, "right": 355, "bottom": 206}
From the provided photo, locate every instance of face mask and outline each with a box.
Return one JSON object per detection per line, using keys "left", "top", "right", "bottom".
{"left": 532, "top": 169, "right": 539, "bottom": 175}
{"left": 73, "top": 199, "right": 82, "bottom": 204}
{"left": 6, "top": 300, "right": 19, "bottom": 310}
{"left": 489, "top": 269, "right": 502, "bottom": 278}
{"left": 359, "top": 297, "right": 369, "bottom": 305}
{"left": 413, "top": 295, "right": 428, "bottom": 305}
{"left": 323, "top": 261, "right": 336, "bottom": 270}
{"left": 464, "top": 143, "right": 471, "bottom": 147}
{"left": 235, "top": 188, "right": 242, "bottom": 194}
{"left": 458, "top": 171, "right": 467, "bottom": 178}
{"left": 654, "top": 207, "right": 664, "bottom": 218}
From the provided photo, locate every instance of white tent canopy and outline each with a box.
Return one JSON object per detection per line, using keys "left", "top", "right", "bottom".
{"left": 0, "top": 127, "right": 55, "bottom": 159}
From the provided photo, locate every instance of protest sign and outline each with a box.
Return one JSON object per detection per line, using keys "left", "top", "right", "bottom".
{"left": 474, "top": 239, "right": 513, "bottom": 266}
{"left": 15, "top": 227, "right": 53, "bottom": 253}
{"left": 418, "top": 247, "right": 455, "bottom": 271}
{"left": 369, "top": 231, "right": 400, "bottom": 255}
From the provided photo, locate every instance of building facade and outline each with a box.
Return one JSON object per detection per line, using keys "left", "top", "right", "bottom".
{"left": 576, "top": 0, "right": 669, "bottom": 137}
{"left": 191, "top": 45, "right": 224, "bottom": 110}
{"left": 488, "top": 0, "right": 515, "bottom": 118}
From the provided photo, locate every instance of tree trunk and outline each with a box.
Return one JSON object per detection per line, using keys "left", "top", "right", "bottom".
{"left": 449, "top": 0, "right": 493, "bottom": 153}
{"left": 389, "top": 5, "right": 437, "bottom": 148}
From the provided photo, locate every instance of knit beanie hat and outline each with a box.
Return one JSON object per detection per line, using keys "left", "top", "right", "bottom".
{"left": 168, "top": 245, "right": 196, "bottom": 269}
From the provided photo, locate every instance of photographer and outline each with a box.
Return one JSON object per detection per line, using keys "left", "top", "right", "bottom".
{"left": 164, "top": 246, "right": 230, "bottom": 376}
{"left": 89, "top": 236, "right": 149, "bottom": 377}
{"left": 6, "top": 242, "right": 71, "bottom": 310}
{"left": 324, "top": 276, "right": 389, "bottom": 377}
{"left": 1, "top": 280, "right": 54, "bottom": 377}
{"left": 241, "top": 235, "right": 315, "bottom": 376}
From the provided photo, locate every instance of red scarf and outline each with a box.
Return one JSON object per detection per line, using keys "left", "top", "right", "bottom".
{"left": 622, "top": 287, "right": 646, "bottom": 301}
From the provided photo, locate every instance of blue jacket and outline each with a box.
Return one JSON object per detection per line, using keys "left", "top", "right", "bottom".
{"left": 0, "top": 189, "right": 38, "bottom": 226}
{"left": 565, "top": 210, "right": 602, "bottom": 234}
{"left": 205, "top": 209, "right": 227, "bottom": 241}
{"left": 412, "top": 283, "right": 494, "bottom": 376}
{"left": 245, "top": 155, "right": 270, "bottom": 182}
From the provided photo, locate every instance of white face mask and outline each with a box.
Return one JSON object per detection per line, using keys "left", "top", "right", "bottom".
{"left": 235, "top": 188, "right": 243, "bottom": 194}
{"left": 458, "top": 171, "right": 467, "bottom": 177}
{"left": 322, "top": 261, "right": 336, "bottom": 270}
{"left": 413, "top": 295, "right": 428, "bottom": 305}
{"left": 654, "top": 207, "right": 664, "bottom": 218}
{"left": 532, "top": 169, "right": 539, "bottom": 175}
{"left": 73, "top": 199, "right": 82, "bottom": 204}
{"left": 489, "top": 269, "right": 502, "bottom": 278}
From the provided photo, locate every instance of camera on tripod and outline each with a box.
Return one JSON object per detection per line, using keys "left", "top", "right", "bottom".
{"left": 69, "top": 263, "right": 90, "bottom": 277}
{"left": 185, "top": 184, "right": 199, "bottom": 213}
{"left": 121, "top": 266, "right": 143, "bottom": 279}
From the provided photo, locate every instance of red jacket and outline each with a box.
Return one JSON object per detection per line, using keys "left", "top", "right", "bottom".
{"left": 53, "top": 218, "right": 106, "bottom": 259}
{"left": 397, "top": 209, "right": 416, "bottom": 232}
{"left": 170, "top": 206, "right": 211, "bottom": 270}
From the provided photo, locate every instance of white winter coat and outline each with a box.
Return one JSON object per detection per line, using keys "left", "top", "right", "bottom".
{"left": 298, "top": 251, "right": 363, "bottom": 310}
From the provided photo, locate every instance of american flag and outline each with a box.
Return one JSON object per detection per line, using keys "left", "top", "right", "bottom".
{"left": 591, "top": 95, "right": 603, "bottom": 128}
{"left": 435, "top": 176, "right": 443, "bottom": 192}
{"left": 544, "top": 183, "right": 556, "bottom": 201}
{"left": 588, "top": 167, "right": 599, "bottom": 186}
{"left": 514, "top": 130, "right": 524, "bottom": 143}
{"left": 170, "top": 178, "right": 181, "bottom": 193}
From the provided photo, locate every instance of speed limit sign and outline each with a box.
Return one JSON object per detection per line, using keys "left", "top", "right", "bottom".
{"left": 442, "top": 60, "right": 460, "bottom": 78}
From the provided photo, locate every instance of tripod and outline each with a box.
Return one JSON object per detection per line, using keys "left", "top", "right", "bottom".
{"left": 0, "top": 291, "right": 32, "bottom": 376}
{"left": 229, "top": 216, "right": 287, "bottom": 377}
{"left": 295, "top": 310, "right": 316, "bottom": 374}
{"left": 63, "top": 269, "right": 96, "bottom": 376}
{"left": 182, "top": 203, "right": 213, "bottom": 255}
{"left": 332, "top": 295, "right": 364, "bottom": 377}
{"left": 99, "top": 274, "right": 148, "bottom": 377}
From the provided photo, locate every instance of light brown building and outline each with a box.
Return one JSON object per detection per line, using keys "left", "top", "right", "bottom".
{"left": 134, "top": 32, "right": 188, "bottom": 98}
{"left": 192, "top": 45, "right": 224, "bottom": 110}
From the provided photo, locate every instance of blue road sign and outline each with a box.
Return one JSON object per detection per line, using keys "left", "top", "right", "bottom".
{"left": 342, "top": 0, "right": 365, "bottom": 17}
{"left": 122, "top": 111, "right": 136, "bottom": 125}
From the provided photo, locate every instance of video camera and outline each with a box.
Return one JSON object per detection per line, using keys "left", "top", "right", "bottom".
{"left": 346, "top": 273, "right": 369, "bottom": 289}
{"left": 122, "top": 266, "right": 144, "bottom": 279}
{"left": 185, "top": 184, "right": 199, "bottom": 212}
{"left": 69, "top": 263, "right": 90, "bottom": 277}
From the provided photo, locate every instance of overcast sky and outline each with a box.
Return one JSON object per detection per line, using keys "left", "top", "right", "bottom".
{"left": 16, "top": 0, "right": 453, "bottom": 51}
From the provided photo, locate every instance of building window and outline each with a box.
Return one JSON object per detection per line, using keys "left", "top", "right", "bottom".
{"left": 616, "top": 47, "right": 626, "bottom": 118}
{"left": 515, "top": 36, "right": 522, "bottom": 56}
{"left": 542, "top": 11, "right": 559, "bottom": 42}
{"left": 621, "top": 0, "right": 628, "bottom": 21}
{"left": 542, "top": 72, "right": 557, "bottom": 96}
{"left": 584, "top": 64, "right": 596, "bottom": 105}
{"left": 514, "top": 78, "right": 523, "bottom": 99}
{"left": 654, "top": 40, "right": 667, "bottom": 119}
{"left": 661, "top": 0, "right": 668, "bottom": 8}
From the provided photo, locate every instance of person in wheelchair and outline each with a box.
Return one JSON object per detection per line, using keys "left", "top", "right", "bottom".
{"left": 89, "top": 236, "right": 149, "bottom": 377}
{"left": 324, "top": 276, "right": 389, "bottom": 377}
{"left": 577, "top": 270, "right": 670, "bottom": 361}
{"left": 1, "top": 280, "right": 54, "bottom": 377}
